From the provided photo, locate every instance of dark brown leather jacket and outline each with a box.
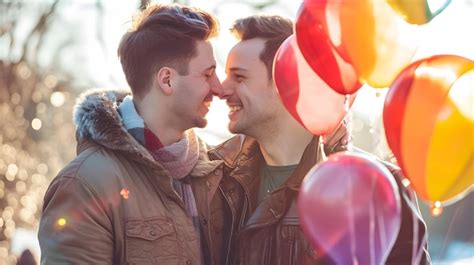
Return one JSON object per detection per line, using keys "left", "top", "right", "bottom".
{"left": 209, "top": 130, "right": 430, "bottom": 265}
{"left": 38, "top": 90, "right": 233, "bottom": 265}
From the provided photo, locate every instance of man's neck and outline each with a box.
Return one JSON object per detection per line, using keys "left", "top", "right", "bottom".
{"left": 146, "top": 121, "right": 184, "bottom": 146}
{"left": 134, "top": 97, "right": 184, "bottom": 146}
{"left": 257, "top": 115, "right": 313, "bottom": 166}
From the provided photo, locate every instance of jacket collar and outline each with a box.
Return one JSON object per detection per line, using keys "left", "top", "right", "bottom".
{"left": 209, "top": 135, "right": 263, "bottom": 209}
{"left": 209, "top": 134, "right": 321, "bottom": 191}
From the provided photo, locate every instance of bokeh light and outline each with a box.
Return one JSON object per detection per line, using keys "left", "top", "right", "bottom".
{"left": 50, "top": 91, "right": 65, "bottom": 107}
{"left": 44, "top": 75, "right": 58, "bottom": 89}
{"left": 57, "top": 218, "right": 66, "bottom": 227}
{"left": 120, "top": 188, "right": 130, "bottom": 199}
{"left": 37, "top": 164, "right": 48, "bottom": 175}
{"left": 401, "top": 178, "right": 411, "bottom": 188}
{"left": 431, "top": 205, "right": 444, "bottom": 217}
{"left": 31, "top": 118, "right": 42, "bottom": 131}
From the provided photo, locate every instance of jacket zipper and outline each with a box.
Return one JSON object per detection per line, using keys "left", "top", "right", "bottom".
{"left": 205, "top": 182, "right": 214, "bottom": 265}
{"left": 219, "top": 185, "right": 234, "bottom": 265}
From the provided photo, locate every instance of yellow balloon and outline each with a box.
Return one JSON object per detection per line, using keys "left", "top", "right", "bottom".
{"left": 386, "top": 0, "right": 451, "bottom": 25}
{"left": 387, "top": 0, "right": 428, "bottom": 24}
{"left": 426, "top": 70, "right": 474, "bottom": 203}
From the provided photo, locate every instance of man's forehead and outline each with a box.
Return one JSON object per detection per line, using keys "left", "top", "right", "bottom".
{"left": 227, "top": 39, "right": 265, "bottom": 70}
{"left": 233, "top": 39, "right": 265, "bottom": 57}
{"left": 192, "top": 41, "right": 216, "bottom": 70}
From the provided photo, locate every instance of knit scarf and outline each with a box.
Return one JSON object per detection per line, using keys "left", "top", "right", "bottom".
{"left": 118, "top": 96, "right": 203, "bottom": 259}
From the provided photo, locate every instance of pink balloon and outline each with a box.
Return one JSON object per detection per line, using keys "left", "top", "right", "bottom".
{"left": 298, "top": 152, "right": 401, "bottom": 265}
{"left": 273, "top": 35, "right": 356, "bottom": 136}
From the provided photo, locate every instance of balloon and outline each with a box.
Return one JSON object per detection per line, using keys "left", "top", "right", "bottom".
{"left": 295, "top": 1, "right": 361, "bottom": 94}
{"left": 339, "top": 0, "right": 420, "bottom": 87}
{"left": 386, "top": 0, "right": 452, "bottom": 25}
{"left": 383, "top": 55, "right": 474, "bottom": 204}
{"left": 383, "top": 60, "right": 423, "bottom": 172}
{"left": 273, "top": 35, "right": 356, "bottom": 135}
{"left": 295, "top": 0, "right": 419, "bottom": 89}
{"left": 298, "top": 152, "right": 401, "bottom": 265}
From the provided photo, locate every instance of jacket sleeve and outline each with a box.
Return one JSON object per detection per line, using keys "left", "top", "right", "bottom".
{"left": 385, "top": 165, "right": 432, "bottom": 265}
{"left": 38, "top": 175, "right": 114, "bottom": 264}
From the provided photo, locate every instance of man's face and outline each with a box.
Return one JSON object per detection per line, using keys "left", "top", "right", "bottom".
{"left": 171, "top": 40, "right": 222, "bottom": 130}
{"left": 222, "top": 38, "right": 282, "bottom": 136}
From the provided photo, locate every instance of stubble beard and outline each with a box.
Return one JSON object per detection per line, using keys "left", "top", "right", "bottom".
{"left": 196, "top": 117, "right": 207, "bottom": 129}
{"left": 229, "top": 116, "right": 273, "bottom": 140}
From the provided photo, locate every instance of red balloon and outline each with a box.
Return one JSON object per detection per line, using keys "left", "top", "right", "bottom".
{"left": 383, "top": 60, "right": 422, "bottom": 172}
{"left": 296, "top": 0, "right": 420, "bottom": 89}
{"left": 298, "top": 152, "right": 401, "bottom": 265}
{"left": 273, "top": 35, "right": 356, "bottom": 135}
{"left": 295, "top": 0, "right": 361, "bottom": 94}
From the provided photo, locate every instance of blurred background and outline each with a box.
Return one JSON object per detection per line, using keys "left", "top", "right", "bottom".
{"left": 0, "top": 0, "right": 472, "bottom": 264}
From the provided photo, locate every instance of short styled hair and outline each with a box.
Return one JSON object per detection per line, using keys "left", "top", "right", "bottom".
{"left": 118, "top": 3, "right": 219, "bottom": 98}
{"left": 230, "top": 15, "right": 293, "bottom": 79}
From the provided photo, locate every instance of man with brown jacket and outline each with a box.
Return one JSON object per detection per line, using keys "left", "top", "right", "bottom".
{"left": 211, "top": 15, "right": 430, "bottom": 264}
{"left": 38, "top": 4, "right": 232, "bottom": 265}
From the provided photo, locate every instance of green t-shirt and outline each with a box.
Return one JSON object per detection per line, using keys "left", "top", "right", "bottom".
{"left": 257, "top": 163, "right": 298, "bottom": 204}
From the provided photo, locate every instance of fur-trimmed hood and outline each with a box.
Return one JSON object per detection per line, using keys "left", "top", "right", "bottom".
{"left": 73, "top": 88, "right": 221, "bottom": 176}
{"left": 74, "top": 88, "right": 137, "bottom": 153}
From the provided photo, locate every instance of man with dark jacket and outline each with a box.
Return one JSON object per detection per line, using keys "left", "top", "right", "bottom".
{"left": 38, "top": 4, "right": 232, "bottom": 265}
{"left": 210, "top": 15, "right": 430, "bottom": 264}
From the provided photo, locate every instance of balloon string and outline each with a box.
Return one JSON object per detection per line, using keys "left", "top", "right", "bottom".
{"left": 344, "top": 94, "right": 353, "bottom": 152}
{"left": 377, "top": 200, "right": 389, "bottom": 264}
{"left": 438, "top": 203, "right": 465, "bottom": 259}
{"left": 319, "top": 135, "right": 327, "bottom": 161}
{"left": 348, "top": 174, "right": 358, "bottom": 265}
{"left": 369, "top": 177, "right": 376, "bottom": 265}
{"left": 414, "top": 230, "right": 428, "bottom": 265}
{"left": 410, "top": 192, "right": 420, "bottom": 265}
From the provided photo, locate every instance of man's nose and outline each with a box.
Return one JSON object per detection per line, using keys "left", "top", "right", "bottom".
{"left": 210, "top": 75, "right": 224, "bottom": 98}
{"left": 218, "top": 77, "right": 234, "bottom": 100}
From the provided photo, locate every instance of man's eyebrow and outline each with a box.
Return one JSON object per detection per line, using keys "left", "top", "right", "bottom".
{"left": 204, "top": 64, "right": 216, "bottom": 71}
{"left": 228, "top": 67, "right": 247, "bottom": 73}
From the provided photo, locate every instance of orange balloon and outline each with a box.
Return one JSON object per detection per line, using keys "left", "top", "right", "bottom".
{"left": 385, "top": 54, "right": 474, "bottom": 204}
{"left": 338, "top": 0, "right": 419, "bottom": 88}
{"left": 401, "top": 64, "right": 452, "bottom": 199}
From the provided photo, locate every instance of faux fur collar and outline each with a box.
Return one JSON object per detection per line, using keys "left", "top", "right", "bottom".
{"left": 73, "top": 88, "right": 221, "bottom": 176}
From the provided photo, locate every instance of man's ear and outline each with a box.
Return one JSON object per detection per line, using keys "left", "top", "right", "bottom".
{"left": 156, "top": 67, "right": 173, "bottom": 95}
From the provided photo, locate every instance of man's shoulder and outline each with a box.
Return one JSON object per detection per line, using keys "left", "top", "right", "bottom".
{"left": 55, "top": 144, "right": 128, "bottom": 188}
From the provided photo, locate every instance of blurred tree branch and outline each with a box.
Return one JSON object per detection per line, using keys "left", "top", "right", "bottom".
{"left": 20, "top": 0, "right": 59, "bottom": 64}
{"left": 0, "top": 1, "right": 77, "bottom": 261}
{"left": 140, "top": 0, "right": 150, "bottom": 10}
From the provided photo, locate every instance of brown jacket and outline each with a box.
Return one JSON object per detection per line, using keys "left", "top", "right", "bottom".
{"left": 38, "top": 89, "right": 231, "bottom": 265}
{"left": 209, "top": 127, "right": 430, "bottom": 265}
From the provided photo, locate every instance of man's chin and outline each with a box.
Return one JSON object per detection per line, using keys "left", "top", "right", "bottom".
{"left": 194, "top": 117, "right": 207, "bottom": 129}
{"left": 228, "top": 122, "right": 244, "bottom": 135}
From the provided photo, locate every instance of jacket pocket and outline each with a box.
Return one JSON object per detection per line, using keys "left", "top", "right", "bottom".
{"left": 125, "top": 218, "right": 179, "bottom": 265}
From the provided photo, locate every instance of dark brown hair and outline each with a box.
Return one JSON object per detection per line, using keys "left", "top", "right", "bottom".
{"left": 118, "top": 3, "right": 219, "bottom": 98}
{"left": 230, "top": 15, "right": 293, "bottom": 79}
